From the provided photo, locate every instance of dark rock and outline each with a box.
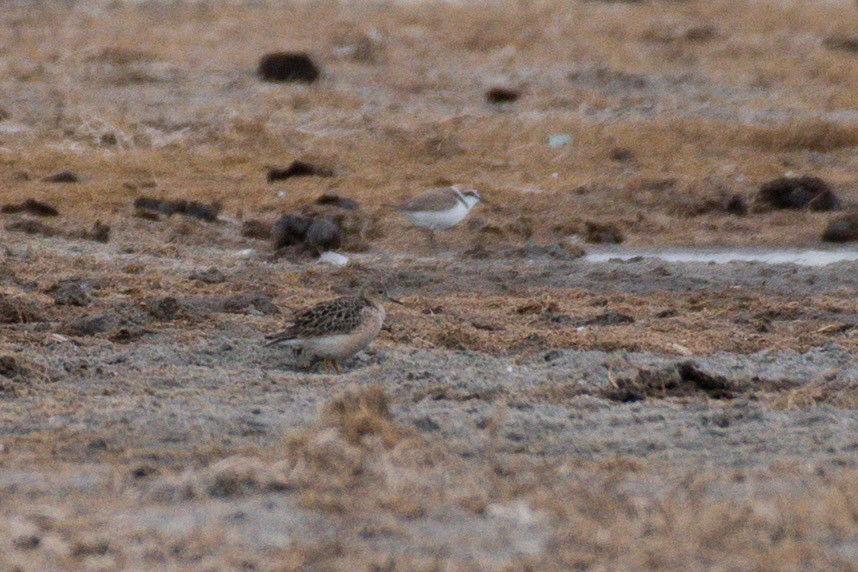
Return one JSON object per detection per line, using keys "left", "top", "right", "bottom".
{"left": 822, "top": 213, "right": 858, "bottom": 243}
{"left": 267, "top": 161, "right": 334, "bottom": 181}
{"left": 756, "top": 176, "right": 840, "bottom": 211}
{"left": 53, "top": 280, "right": 90, "bottom": 307}
{"left": 584, "top": 221, "right": 624, "bottom": 244}
{"left": 1, "top": 199, "right": 59, "bottom": 216}
{"left": 485, "top": 87, "right": 520, "bottom": 104}
{"left": 190, "top": 267, "right": 226, "bottom": 284}
{"left": 315, "top": 193, "right": 358, "bottom": 210}
{"left": 257, "top": 52, "right": 320, "bottom": 83}
{"left": 271, "top": 213, "right": 312, "bottom": 248}
{"left": 183, "top": 201, "right": 221, "bottom": 222}
{"left": 42, "top": 171, "right": 79, "bottom": 183}
{"left": 305, "top": 217, "right": 342, "bottom": 253}
{"left": 241, "top": 219, "right": 272, "bottom": 240}
{"left": 725, "top": 194, "right": 748, "bottom": 216}
{"left": 66, "top": 312, "right": 120, "bottom": 336}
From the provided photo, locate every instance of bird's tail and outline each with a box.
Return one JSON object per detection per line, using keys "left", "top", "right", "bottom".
{"left": 264, "top": 330, "right": 296, "bottom": 346}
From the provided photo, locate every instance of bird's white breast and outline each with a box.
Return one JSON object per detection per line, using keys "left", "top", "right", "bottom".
{"left": 405, "top": 202, "right": 470, "bottom": 230}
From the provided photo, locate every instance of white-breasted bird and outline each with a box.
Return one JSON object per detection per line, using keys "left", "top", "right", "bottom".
{"left": 389, "top": 185, "right": 482, "bottom": 247}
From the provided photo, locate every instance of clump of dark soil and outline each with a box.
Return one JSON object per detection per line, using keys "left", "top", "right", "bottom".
{"left": 725, "top": 195, "right": 748, "bottom": 215}
{"left": 603, "top": 361, "right": 736, "bottom": 402}
{"left": 42, "top": 171, "right": 79, "bottom": 183}
{"left": 485, "top": 87, "right": 520, "bottom": 104}
{"left": 584, "top": 221, "right": 624, "bottom": 244}
{"left": 266, "top": 161, "right": 334, "bottom": 181}
{"left": 609, "top": 147, "right": 635, "bottom": 162}
{"left": 822, "top": 213, "right": 858, "bottom": 243}
{"left": 134, "top": 197, "right": 221, "bottom": 222}
{"left": 1, "top": 199, "right": 59, "bottom": 217}
{"left": 257, "top": 52, "right": 320, "bottom": 83}
{"left": 756, "top": 176, "right": 840, "bottom": 211}
{"left": 147, "top": 297, "right": 181, "bottom": 321}
{"left": 823, "top": 34, "right": 858, "bottom": 53}
{"left": 272, "top": 194, "right": 371, "bottom": 255}
{"left": 6, "top": 219, "right": 109, "bottom": 242}
{"left": 65, "top": 312, "right": 122, "bottom": 336}
{"left": 0, "top": 355, "right": 32, "bottom": 396}
{"left": 576, "top": 312, "right": 635, "bottom": 327}
{"left": 77, "top": 221, "right": 110, "bottom": 243}
{"left": 220, "top": 293, "right": 279, "bottom": 315}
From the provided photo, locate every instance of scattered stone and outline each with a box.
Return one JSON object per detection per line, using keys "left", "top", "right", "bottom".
{"left": 584, "top": 221, "right": 624, "bottom": 244}
{"left": 1, "top": 199, "right": 59, "bottom": 217}
{"left": 756, "top": 176, "right": 840, "bottom": 211}
{"left": 66, "top": 312, "right": 120, "bottom": 336}
{"left": 134, "top": 197, "right": 222, "bottom": 222}
{"left": 725, "top": 195, "right": 748, "bottom": 216}
{"left": 485, "top": 87, "right": 520, "bottom": 104}
{"left": 315, "top": 193, "right": 358, "bottom": 210}
{"left": 266, "top": 161, "right": 334, "bottom": 181}
{"left": 822, "top": 213, "right": 858, "bottom": 243}
{"left": 241, "top": 219, "right": 272, "bottom": 240}
{"left": 52, "top": 280, "right": 90, "bottom": 306}
{"left": 305, "top": 217, "right": 342, "bottom": 253}
{"left": 190, "top": 267, "right": 226, "bottom": 284}
{"left": 42, "top": 171, "right": 79, "bottom": 183}
{"left": 257, "top": 52, "right": 320, "bottom": 83}
{"left": 272, "top": 213, "right": 313, "bottom": 248}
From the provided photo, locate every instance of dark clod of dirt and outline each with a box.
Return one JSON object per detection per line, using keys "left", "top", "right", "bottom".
{"left": 315, "top": 193, "right": 358, "bottom": 210}
{"left": 12, "top": 535, "right": 40, "bottom": 550}
{"left": 5, "top": 219, "right": 60, "bottom": 237}
{"left": 305, "top": 217, "right": 342, "bottom": 253}
{"left": 584, "top": 221, "right": 624, "bottom": 244}
{"left": 147, "top": 297, "right": 181, "bottom": 321}
{"left": 603, "top": 361, "right": 736, "bottom": 403}
{"left": 822, "top": 213, "right": 858, "bottom": 243}
{"left": 823, "top": 34, "right": 858, "bottom": 53}
{"left": 1, "top": 199, "right": 59, "bottom": 217}
{"left": 0, "top": 355, "right": 21, "bottom": 378}
{"left": 241, "top": 219, "right": 272, "bottom": 240}
{"left": 52, "top": 280, "right": 90, "bottom": 307}
{"left": 190, "top": 267, "right": 226, "bottom": 284}
{"left": 266, "top": 161, "right": 334, "bottom": 181}
{"left": 257, "top": 52, "right": 320, "bottom": 83}
{"left": 271, "top": 214, "right": 313, "bottom": 248}
{"left": 42, "top": 171, "right": 79, "bottom": 183}
{"left": 485, "top": 87, "right": 520, "bottom": 104}
{"left": 756, "top": 176, "right": 840, "bottom": 211}
{"left": 725, "top": 195, "right": 748, "bottom": 216}
{"left": 66, "top": 312, "right": 120, "bottom": 336}
{"left": 577, "top": 312, "right": 635, "bottom": 327}
{"left": 134, "top": 197, "right": 221, "bottom": 222}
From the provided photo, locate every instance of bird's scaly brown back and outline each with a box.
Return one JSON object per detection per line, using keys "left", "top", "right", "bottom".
{"left": 266, "top": 295, "right": 372, "bottom": 343}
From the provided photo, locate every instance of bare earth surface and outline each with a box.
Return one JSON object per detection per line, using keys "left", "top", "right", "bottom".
{"left": 2, "top": 0, "right": 858, "bottom": 570}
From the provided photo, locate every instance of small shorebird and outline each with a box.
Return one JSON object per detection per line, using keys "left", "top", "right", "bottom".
{"left": 265, "top": 287, "right": 402, "bottom": 373}
{"left": 390, "top": 185, "right": 482, "bottom": 247}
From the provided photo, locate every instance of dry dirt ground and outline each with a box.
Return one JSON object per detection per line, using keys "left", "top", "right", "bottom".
{"left": 3, "top": 0, "right": 858, "bottom": 570}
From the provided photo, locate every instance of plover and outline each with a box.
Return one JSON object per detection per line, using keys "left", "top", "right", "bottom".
{"left": 390, "top": 185, "right": 482, "bottom": 247}
{"left": 265, "top": 287, "right": 402, "bottom": 373}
